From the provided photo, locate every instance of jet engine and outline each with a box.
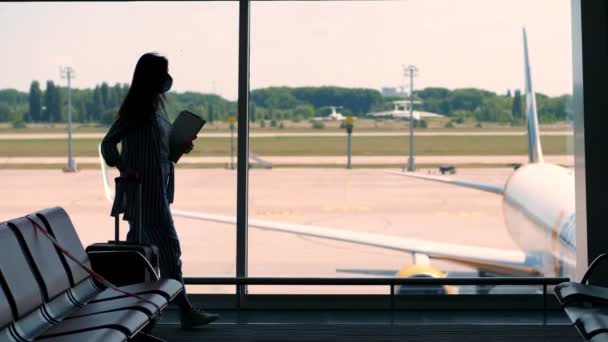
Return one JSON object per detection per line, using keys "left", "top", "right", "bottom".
{"left": 395, "top": 254, "right": 458, "bottom": 294}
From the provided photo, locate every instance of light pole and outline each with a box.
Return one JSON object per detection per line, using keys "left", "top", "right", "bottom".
{"left": 60, "top": 66, "right": 77, "bottom": 172}
{"left": 228, "top": 115, "right": 236, "bottom": 170}
{"left": 403, "top": 65, "right": 418, "bottom": 172}
{"left": 345, "top": 116, "right": 354, "bottom": 169}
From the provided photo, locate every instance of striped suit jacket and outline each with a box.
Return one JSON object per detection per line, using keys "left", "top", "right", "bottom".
{"left": 101, "top": 113, "right": 175, "bottom": 227}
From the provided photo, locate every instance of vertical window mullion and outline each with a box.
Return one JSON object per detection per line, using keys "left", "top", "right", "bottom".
{"left": 236, "top": 0, "right": 250, "bottom": 296}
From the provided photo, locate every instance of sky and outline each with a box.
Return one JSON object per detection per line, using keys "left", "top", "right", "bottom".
{"left": 0, "top": 1, "right": 573, "bottom": 100}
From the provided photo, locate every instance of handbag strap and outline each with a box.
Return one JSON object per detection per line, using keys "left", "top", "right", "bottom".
{"left": 25, "top": 216, "right": 161, "bottom": 316}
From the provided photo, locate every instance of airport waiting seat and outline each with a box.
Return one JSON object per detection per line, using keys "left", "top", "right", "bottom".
{"left": 35, "top": 207, "right": 183, "bottom": 304}
{"left": 555, "top": 306, "right": 608, "bottom": 342}
{"left": 0, "top": 207, "right": 184, "bottom": 341}
{"left": 556, "top": 254, "right": 608, "bottom": 306}
{"left": 555, "top": 254, "right": 608, "bottom": 342}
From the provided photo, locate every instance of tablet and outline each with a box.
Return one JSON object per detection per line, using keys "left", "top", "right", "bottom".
{"left": 169, "top": 110, "right": 206, "bottom": 163}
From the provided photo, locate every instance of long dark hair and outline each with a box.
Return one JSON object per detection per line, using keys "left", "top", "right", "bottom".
{"left": 118, "top": 53, "right": 169, "bottom": 124}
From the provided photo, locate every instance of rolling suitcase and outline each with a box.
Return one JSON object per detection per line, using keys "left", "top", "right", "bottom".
{"left": 86, "top": 177, "right": 160, "bottom": 286}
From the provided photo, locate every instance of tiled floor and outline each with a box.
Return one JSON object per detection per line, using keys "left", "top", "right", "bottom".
{"left": 152, "top": 309, "right": 580, "bottom": 342}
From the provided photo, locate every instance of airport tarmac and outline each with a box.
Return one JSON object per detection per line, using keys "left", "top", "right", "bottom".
{"left": 0, "top": 168, "right": 519, "bottom": 294}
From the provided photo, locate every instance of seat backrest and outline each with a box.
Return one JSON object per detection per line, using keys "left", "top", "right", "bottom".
{"left": 0, "top": 224, "right": 16, "bottom": 330}
{"left": 0, "top": 223, "right": 44, "bottom": 320}
{"left": 8, "top": 216, "right": 72, "bottom": 301}
{"left": 0, "top": 271, "right": 15, "bottom": 330}
{"left": 35, "top": 207, "right": 91, "bottom": 285}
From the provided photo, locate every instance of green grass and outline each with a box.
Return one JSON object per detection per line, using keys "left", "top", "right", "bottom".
{"left": 0, "top": 125, "right": 107, "bottom": 134}
{"left": 250, "top": 136, "right": 569, "bottom": 156}
{"left": 0, "top": 135, "right": 571, "bottom": 157}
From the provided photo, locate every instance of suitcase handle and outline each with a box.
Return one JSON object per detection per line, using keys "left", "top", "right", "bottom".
{"left": 113, "top": 176, "right": 143, "bottom": 243}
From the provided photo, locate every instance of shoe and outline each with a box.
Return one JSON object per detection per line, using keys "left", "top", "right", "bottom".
{"left": 180, "top": 306, "right": 220, "bottom": 329}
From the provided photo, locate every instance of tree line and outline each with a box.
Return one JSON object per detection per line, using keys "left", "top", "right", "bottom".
{"left": 0, "top": 81, "right": 237, "bottom": 126}
{"left": 0, "top": 81, "right": 131, "bottom": 125}
{"left": 414, "top": 87, "right": 572, "bottom": 124}
{"left": 0, "top": 82, "right": 572, "bottom": 127}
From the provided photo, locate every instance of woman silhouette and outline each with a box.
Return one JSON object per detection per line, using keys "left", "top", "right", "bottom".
{"left": 101, "top": 52, "right": 219, "bottom": 329}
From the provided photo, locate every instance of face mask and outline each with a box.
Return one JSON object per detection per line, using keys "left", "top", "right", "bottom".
{"left": 162, "top": 74, "right": 173, "bottom": 93}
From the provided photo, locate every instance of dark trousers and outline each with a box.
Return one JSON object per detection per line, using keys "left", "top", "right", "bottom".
{"left": 128, "top": 215, "right": 191, "bottom": 309}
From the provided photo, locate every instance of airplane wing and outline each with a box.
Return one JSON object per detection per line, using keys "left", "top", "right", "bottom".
{"left": 385, "top": 171, "right": 505, "bottom": 195}
{"left": 98, "top": 145, "right": 537, "bottom": 276}
{"left": 172, "top": 209, "right": 539, "bottom": 276}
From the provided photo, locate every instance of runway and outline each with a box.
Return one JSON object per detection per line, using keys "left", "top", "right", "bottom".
{"left": 0, "top": 130, "right": 572, "bottom": 140}
{"left": 0, "top": 155, "right": 574, "bottom": 166}
{"left": 0, "top": 168, "right": 519, "bottom": 294}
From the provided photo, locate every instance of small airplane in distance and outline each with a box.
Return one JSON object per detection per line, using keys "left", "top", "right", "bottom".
{"left": 313, "top": 106, "right": 345, "bottom": 121}
{"left": 367, "top": 100, "right": 443, "bottom": 121}
{"left": 99, "top": 28, "right": 575, "bottom": 294}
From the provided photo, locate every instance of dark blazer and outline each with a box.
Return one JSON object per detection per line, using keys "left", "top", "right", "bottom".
{"left": 101, "top": 113, "right": 175, "bottom": 226}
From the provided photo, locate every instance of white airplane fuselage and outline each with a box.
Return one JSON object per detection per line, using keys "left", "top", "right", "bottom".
{"left": 502, "top": 163, "right": 576, "bottom": 278}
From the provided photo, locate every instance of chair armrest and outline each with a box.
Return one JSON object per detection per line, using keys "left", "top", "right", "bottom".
{"left": 583, "top": 253, "right": 608, "bottom": 285}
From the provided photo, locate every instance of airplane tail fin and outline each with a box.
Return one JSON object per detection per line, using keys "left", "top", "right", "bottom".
{"left": 523, "top": 28, "right": 544, "bottom": 163}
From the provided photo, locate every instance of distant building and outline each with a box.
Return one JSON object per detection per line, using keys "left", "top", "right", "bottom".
{"left": 381, "top": 87, "right": 406, "bottom": 98}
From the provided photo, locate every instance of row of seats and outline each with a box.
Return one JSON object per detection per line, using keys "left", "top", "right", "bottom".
{"left": 0, "top": 207, "right": 183, "bottom": 341}
{"left": 555, "top": 254, "right": 608, "bottom": 342}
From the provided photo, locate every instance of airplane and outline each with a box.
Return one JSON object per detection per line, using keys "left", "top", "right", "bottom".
{"left": 367, "top": 100, "right": 446, "bottom": 121}
{"left": 387, "top": 28, "right": 576, "bottom": 280}
{"left": 99, "top": 28, "right": 575, "bottom": 294}
{"left": 313, "top": 106, "right": 346, "bottom": 121}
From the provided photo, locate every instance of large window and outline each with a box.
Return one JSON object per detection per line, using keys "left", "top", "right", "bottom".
{"left": 0, "top": 0, "right": 577, "bottom": 297}
{"left": 0, "top": 1, "right": 238, "bottom": 294}
{"left": 247, "top": 0, "right": 574, "bottom": 294}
